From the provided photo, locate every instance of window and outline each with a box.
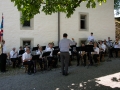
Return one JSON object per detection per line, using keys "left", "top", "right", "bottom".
{"left": 23, "top": 20, "right": 30, "bottom": 27}
{"left": 20, "top": 12, "right": 34, "bottom": 30}
{"left": 80, "top": 15, "right": 86, "bottom": 29}
{"left": 79, "top": 12, "right": 89, "bottom": 31}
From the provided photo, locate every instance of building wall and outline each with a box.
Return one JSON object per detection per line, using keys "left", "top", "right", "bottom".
{"left": 60, "top": 0, "right": 115, "bottom": 45}
{"left": 0, "top": 0, "right": 115, "bottom": 52}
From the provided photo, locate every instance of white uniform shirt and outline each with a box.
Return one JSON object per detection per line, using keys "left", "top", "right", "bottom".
{"left": 45, "top": 47, "right": 54, "bottom": 57}
{"left": 10, "top": 50, "right": 18, "bottom": 58}
{"left": 22, "top": 52, "right": 32, "bottom": 62}
{"left": 36, "top": 50, "right": 44, "bottom": 58}
{"left": 99, "top": 44, "right": 106, "bottom": 52}
{"left": 113, "top": 41, "right": 120, "bottom": 48}
{"left": 88, "top": 36, "right": 94, "bottom": 42}
{"left": 93, "top": 47, "right": 99, "bottom": 54}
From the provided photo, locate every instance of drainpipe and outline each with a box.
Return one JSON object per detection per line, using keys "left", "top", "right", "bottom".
{"left": 58, "top": 12, "right": 60, "bottom": 45}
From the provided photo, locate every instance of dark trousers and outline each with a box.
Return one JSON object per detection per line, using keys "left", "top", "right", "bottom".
{"left": 93, "top": 54, "right": 99, "bottom": 63}
{"left": 23, "top": 61, "right": 34, "bottom": 73}
{"left": 87, "top": 52, "right": 93, "bottom": 65}
{"left": 114, "top": 48, "right": 119, "bottom": 58}
{"left": 47, "top": 57, "right": 53, "bottom": 68}
{"left": 37, "top": 58, "right": 44, "bottom": 69}
{"left": 72, "top": 51, "right": 80, "bottom": 65}
{"left": 11, "top": 58, "right": 18, "bottom": 68}
{"left": 100, "top": 51, "right": 104, "bottom": 61}
{"left": 82, "top": 54, "right": 86, "bottom": 66}
{"left": 108, "top": 48, "right": 113, "bottom": 58}
{"left": 0, "top": 53, "right": 7, "bottom": 72}
{"left": 18, "top": 56, "right": 22, "bottom": 67}
{"left": 60, "top": 52, "right": 69, "bottom": 75}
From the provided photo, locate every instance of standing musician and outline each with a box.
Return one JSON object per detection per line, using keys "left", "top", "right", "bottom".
{"left": 59, "top": 33, "right": 73, "bottom": 76}
{"left": 0, "top": 40, "right": 7, "bottom": 72}
{"left": 88, "top": 32, "right": 94, "bottom": 43}
{"left": 106, "top": 37, "right": 113, "bottom": 58}
{"left": 92, "top": 42, "right": 100, "bottom": 64}
{"left": 22, "top": 48, "right": 34, "bottom": 75}
{"left": 10, "top": 47, "right": 18, "bottom": 68}
{"left": 99, "top": 41, "right": 106, "bottom": 62}
{"left": 113, "top": 37, "right": 120, "bottom": 58}
{"left": 79, "top": 43, "right": 87, "bottom": 66}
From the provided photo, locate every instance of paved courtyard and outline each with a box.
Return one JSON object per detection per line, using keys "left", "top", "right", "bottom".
{"left": 0, "top": 58, "right": 120, "bottom": 90}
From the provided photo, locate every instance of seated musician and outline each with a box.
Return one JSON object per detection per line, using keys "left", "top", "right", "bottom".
{"left": 106, "top": 37, "right": 113, "bottom": 58}
{"left": 10, "top": 47, "right": 18, "bottom": 68}
{"left": 92, "top": 42, "right": 99, "bottom": 64}
{"left": 99, "top": 41, "right": 106, "bottom": 62}
{"left": 45, "top": 43, "right": 54, "bottom": 70}
{"left": 22, "top": 48, "right": 34, "bottom": 75}
{"left": 79, "top": 43, "right": 87, "bottom": 66}
{"left": 113, "top": 37, "right": 120, "bottom": 58}
{"left": 18, "top": 46, "right": 23, "bottom": 67}
{"left": 87, "top": 41, "right": 93, "bottom": 65}
{"left": 36, "top": 47, "right": 46, "bottom": 70}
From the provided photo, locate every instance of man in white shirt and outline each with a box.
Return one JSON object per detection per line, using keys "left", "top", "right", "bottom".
{"left": 22, "top": 48, "right": 34, "bottom": 75}
{"left": 10, "top": 47, "right": 18, "bottom": 68}
{"left": 88, "top": 32, "right": 94, "bottom": 42}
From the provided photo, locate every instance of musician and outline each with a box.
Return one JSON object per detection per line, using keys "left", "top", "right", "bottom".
{"left": 37, "top": 44, "right": 40, "bottom": 48}
{"left": 88, "top": 32, "right": 94, "bottom": 42}
{"left": 45, "top": 43, "right": 54, "bottom": 70}
{"left": 71, "top": 38, "right": 77, "bottom": 46}
{"left": 92, "top": 42, "right": 99, "bottom": 64}
{"left": 99, "top": 41, "right": 106, "bottom": 62}
{"left": 10, "top": 47, "right": 18, "bottom": 68}
{"left": 79, "top": 43, "right": 87, "bottom": 66}
{"left": 113, "top": 37, "right": 120, "bottom": 58}
{"left": 87, "top": 41, "right": 93, "bottom": 65}
{"left": 106, "top": 37, "right": 113, "bottom": 58}
{"left": 0, "top": 40, "right": 7, "bottom": 72}
{"left": 24, "top": 45, "right": 28, "bottom": 51}
{"left": 59, "top": 33, "right": 73, "bottom": 76}
{"left": 22, "top": 48, "right": 34, "bottom": 75}
{"left": 36, "top": 47, "right": 46, "bottom": 70}
{"left": 17, "top": 46, "right": 24, "bottom": 67}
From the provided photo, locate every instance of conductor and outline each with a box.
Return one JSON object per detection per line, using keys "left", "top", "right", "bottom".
{"left": 59, "top": 33, "right": 73, "bottom": 76}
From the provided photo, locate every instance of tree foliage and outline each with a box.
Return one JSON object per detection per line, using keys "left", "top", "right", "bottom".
{"left": 114, "top": 0, "right": 120, "bottom": 15}
{"left": 11, "top": 0, "right": 107, "bottom": 23}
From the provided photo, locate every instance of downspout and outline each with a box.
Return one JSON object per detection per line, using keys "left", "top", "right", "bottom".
{"left": 58, "top": 12, "right": 60, "bottom": 45}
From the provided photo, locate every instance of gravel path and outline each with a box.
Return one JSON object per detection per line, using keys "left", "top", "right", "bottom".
{"left": 0, "top": 58, "right": 120, "bottom": 90}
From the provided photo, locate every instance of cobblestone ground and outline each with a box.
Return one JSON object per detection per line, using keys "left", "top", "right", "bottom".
{"left": 0, "top": 57, "right": 120, "bottom": 90}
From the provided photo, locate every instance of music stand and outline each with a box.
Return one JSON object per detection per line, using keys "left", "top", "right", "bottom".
{"left": 53, "top": 46, "right": 59, "bottom": 50}
{"left": 53, "top": 50, "right": 59, "bottom": 56}
{"left": 85, "top": 45, "right": 94, "bottom": 69}
{"left": 32, "top": 47, "right": 38, "bottom": 51}
{"left": 85, "top": 45, "right": 94, "bottom": 52}
{"left": 42, "top": 51, "right": 51, "bottom": 57}
{"left": 42, "top": 46, "right": 46, "bottom": 50}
